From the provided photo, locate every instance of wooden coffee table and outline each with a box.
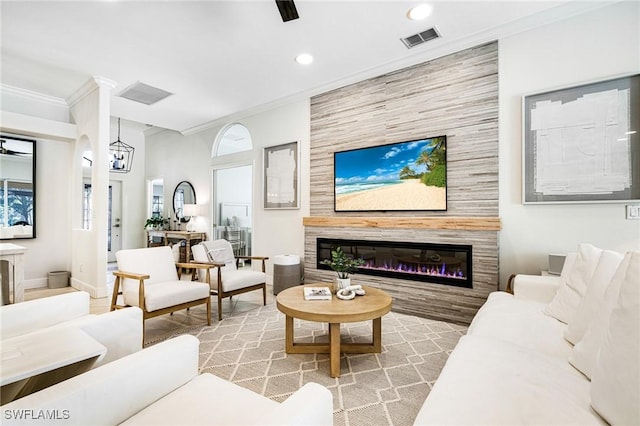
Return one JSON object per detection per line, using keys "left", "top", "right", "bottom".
{"left": 276, "top": 284, "right": 392, "bottom": 377}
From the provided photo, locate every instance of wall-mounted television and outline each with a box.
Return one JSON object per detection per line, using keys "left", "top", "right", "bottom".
{"left": 334, "top": 136, "right": 446, "bottom": 212}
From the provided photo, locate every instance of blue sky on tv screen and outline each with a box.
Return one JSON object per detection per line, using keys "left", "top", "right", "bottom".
{"left": 335, "top": 138, "right": 435, "bottom": 189}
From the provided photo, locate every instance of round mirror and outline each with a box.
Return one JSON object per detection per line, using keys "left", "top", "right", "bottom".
{"left": 173, "top": 181, "right": 196, "bottom": 222}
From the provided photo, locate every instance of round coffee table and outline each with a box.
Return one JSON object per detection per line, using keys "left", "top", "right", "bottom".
{"left": 276, "top": 284, "right": 392, "bottom": 377}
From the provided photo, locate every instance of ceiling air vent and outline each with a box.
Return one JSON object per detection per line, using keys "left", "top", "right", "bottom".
{"left": 401, "top": 27, "right": 440, "bottom": 49}
{"left": 117, "top": 82, "right": 173, "bottom": 106}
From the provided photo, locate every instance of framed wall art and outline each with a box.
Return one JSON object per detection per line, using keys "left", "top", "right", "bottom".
{"left": 263, "top": 141, "right": 299, "bottom": 209}
{"left": 522, "top": 73, "right": 639, "bottom": 204}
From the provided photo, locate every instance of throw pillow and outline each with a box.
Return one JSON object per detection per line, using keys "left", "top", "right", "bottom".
{"left": 544, "top": 243, "right": 602, "bottom": 324}
{"left": 171, "top": 243, "right": 181, "bottom": 263}
{"left": 569, "top": 251, "right": 632, "bottom": 379}
{"left": 590, "top": 251, "right": 639, "bottom": 426}
{"left": 207, "top": 248, "right": 235, "bottom": 269}
{"left": 564, "top": 250, "right": 624, "bottom": 345}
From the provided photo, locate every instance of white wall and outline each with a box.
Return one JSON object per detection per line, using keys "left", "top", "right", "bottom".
{"left": 11, "top": 138, "right": 74, "bottom": 287}
{"left": 3, "top": 2, "right": 637, "bottom": 293}
{"left": 145, "top": 128, "right": 212, "bottom": 233}
{"left": 1, "top": 88, "right": 147, "bottom": 290}
{"left": 240, "top": 100, "right": 311, "bottom": 268}
{"left": 498, "top": 1, "right": 640, "bottom": 286}
{"left": 146, "top": 99, "right": 311, "bottom": 280}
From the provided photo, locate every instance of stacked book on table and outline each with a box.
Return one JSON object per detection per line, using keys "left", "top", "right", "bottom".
{"left": 303, "top": 287, "right": 332, "bottom": 300}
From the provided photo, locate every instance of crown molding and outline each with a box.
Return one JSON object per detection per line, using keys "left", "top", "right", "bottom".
{"left": 181, "top": 1, "right": 614, "bottom": 136}
{"left": 0, "top": 84, "right": 68, "bottom": 107}
{"left": 66, "top": 76, "right": 117, "bottom": 109}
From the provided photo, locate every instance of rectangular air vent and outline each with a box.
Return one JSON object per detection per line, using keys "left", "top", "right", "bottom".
{"left": 401, "top": 27, "right": 440, "bottom": 49}
{"left": 117, "top": 82, "right": 173, "bottom": 105}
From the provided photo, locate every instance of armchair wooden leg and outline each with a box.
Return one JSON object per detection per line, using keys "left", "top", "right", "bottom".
{"left": 262, "top": 285, "right": 266, "bottom": 306}
{"left": 110, "top": 276, "right": 122, "bottom": 311}
{"left": 218, "top": 295, "right": 223, "bottom": 321}
{"left": 206, "top": 297, "right": 211, "bottom": 326}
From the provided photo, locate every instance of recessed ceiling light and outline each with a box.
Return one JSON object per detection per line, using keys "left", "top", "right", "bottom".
{"left": 295, "top": 53, "right": 314, "bottom": 65}
{"left": 407, "top": 4, "right": 432, "bottom": 21}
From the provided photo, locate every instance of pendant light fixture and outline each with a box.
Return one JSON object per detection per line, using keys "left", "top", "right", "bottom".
{"left": 109, "top": 117, "right": 134, "bottom": 173}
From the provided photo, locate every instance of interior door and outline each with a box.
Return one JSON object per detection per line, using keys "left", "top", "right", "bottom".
{"left": 108, "top": 181, "right": 122, "bottom": 262}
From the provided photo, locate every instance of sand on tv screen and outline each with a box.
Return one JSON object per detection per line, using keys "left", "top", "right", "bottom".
{"left": 334, "top": 136, "right": 447, "bottom": 212}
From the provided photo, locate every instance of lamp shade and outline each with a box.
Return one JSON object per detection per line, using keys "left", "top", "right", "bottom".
{"left": 183, "top": 204, "right": 198, "bottom": 217}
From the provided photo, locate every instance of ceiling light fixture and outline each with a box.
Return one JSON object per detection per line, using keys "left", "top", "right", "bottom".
{"left": 109, "top": 118, "right": 135, "bottom": 173}
{"left": 407, "top": 4, "right": 432, "bottom": 20}
{"left": 295, "top": 53, "right": 313, "bottom": 65}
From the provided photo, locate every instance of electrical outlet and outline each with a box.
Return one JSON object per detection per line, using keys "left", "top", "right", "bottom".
{"left": 626, "top": 205, "right": 640, "bottom": 220}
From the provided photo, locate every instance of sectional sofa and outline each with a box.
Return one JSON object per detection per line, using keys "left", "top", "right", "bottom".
{"left": 2, "top": 334, "right": 333, "bottom": 425}
{"left": 1, "top": 291, "right": 142, "bottom": 368}
{"left": 414, "top": 244, "right": 639, "bottom": 425}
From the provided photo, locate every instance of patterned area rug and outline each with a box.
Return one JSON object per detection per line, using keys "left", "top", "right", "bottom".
{"left": 146, "top": 303, "right": 467, "bottom": 426}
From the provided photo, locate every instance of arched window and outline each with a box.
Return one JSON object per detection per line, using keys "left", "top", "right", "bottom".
{"left": 213, "top": 123, "right": 252, "bottom": 157}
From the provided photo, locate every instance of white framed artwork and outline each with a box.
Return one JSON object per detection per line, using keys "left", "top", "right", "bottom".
{"left": 522, "top": 73, "right": 639, "bottom": 204}
{"left": 263, "top": 141, "right": 299, "bottom": 209}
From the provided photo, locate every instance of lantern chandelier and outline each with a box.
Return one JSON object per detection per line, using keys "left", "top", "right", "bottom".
{"left": 109, "top": 118, "right": 134, "bottom": 173}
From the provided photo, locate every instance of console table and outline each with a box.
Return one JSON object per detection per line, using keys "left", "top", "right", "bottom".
{"left": 145, "top": 231, "right": 206, "bottom": 263}
{"left": 0, "top": 243, "right": 27, "bottom": 304}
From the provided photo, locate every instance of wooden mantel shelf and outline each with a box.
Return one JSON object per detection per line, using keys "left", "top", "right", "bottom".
{"left": 303, "top": 216, "right": 501, "bottom": 231}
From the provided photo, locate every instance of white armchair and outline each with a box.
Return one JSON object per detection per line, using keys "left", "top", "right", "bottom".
{"left": 111, "top": 246, "right": 211, "bottom": 338}
{"left": 191, "top": 239, "right": 268, "bottom": 320}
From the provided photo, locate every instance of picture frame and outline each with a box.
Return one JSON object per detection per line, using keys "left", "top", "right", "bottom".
{"left": 522, "top": 73, "right": 639, "bottom": 204}
{"left": 263, "top": 141, "right": 299, "bottom": 209}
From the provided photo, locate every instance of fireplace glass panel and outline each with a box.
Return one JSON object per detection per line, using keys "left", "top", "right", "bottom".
{"left": 317, "top": 238, "right": 472, "bottom": 288}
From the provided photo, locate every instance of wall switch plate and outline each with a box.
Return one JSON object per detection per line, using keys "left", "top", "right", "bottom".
{"left": 626, "top": 205, "right": 640, "bottom": 220}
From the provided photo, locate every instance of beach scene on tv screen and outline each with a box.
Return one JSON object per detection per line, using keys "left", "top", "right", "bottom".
{"left": 335, "top": 136, "right": 446, "bottom": 211}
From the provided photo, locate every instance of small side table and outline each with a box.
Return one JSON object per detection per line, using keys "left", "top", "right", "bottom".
{"left": 273, "top": 254, "right": 303, "bottom": 295}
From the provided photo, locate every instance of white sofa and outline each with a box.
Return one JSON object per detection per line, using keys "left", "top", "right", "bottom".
{"left": 1, "top": 291, "right": 143, "bottom": 368}
{"left": 2, "top": 334, "right": 334, "bottom": 425}
{"left": 414, "top": 244, "right": 639, "bottom": 425}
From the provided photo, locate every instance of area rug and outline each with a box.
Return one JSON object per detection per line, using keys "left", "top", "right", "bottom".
{"left": 146, "top": 303, "right": 467, "bottom": 426}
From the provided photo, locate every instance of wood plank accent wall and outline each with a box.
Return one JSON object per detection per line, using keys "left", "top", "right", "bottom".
{"left": 304, "top": 227, "right": 498, "bottom": 325}
{"left": 306, "top": 42, "right": 499, "bottom": 325}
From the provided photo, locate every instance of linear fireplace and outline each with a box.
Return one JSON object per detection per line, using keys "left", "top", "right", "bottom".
{"left": 317, "top": 238, "right": 472, "bottom": 288}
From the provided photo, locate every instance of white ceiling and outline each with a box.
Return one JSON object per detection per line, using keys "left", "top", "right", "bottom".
{"left": 0, "top": 0, "right": 615, "bottom": 134}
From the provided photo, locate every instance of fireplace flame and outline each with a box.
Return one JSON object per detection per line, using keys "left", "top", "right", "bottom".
{"left": 361, "top": 260, "right": 466, "bottom": 280}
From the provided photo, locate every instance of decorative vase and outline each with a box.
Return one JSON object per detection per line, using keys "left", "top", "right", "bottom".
{"left": 335, "top": 277, "right": 351, "bottom": 293}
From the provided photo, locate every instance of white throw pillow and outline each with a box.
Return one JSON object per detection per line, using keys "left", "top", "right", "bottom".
{"left": 207, "top": 248, "right": 235, "bottom": 269}
{"left": 569, "top": 252, "right": 632, "bottom": 378}
{"left": 171, "top": 243, "right": 181, "bottom": 262}
{"left": 564, "top": 250, "right": 624, "bottom": 345}
{"left": 544, "top": 243, "right": 602, "bottom": 324}
{"left": 590, "top": 251, "right": 639, "bottom": 426}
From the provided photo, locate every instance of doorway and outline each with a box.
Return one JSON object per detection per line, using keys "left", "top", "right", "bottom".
{"left": 213, "top": 165, "right": 252, "bottom": 256}
{"left": 107, "top": 181, "right": 122, "bottom": 262}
